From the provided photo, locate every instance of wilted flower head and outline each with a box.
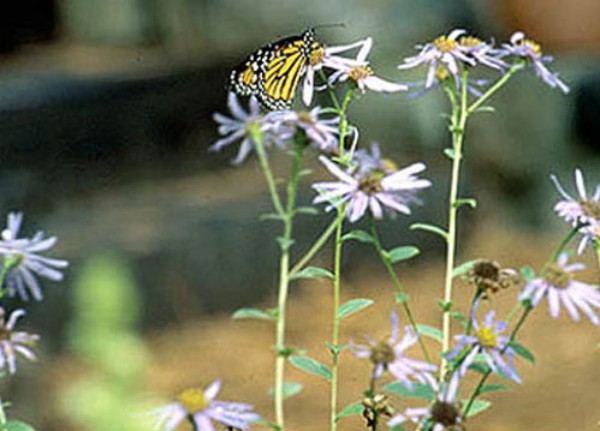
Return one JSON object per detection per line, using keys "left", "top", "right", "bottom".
{"left": 464, "top": 259, "right": 520, "bottom": 297}
{"left": 0, "top": 307, "right": 39, "bottom": 375}
{"left": 0, "top": 212, "right": 68, "bottom": 301}
{"left": 388, "top": 372, "right": 463, "bottom": 431}
{"left": 501, "top": 31, "right": 569, "bottom": 93}
{"left": 448, "top": 300, "right": 521, "bottom": 383}
{"left": 350, "top": 312, "right": 437, "bottom": 386}
{"left": 312, "top": 153, "right": 431, "bottom": 222}
{"left": 149, "top": 379, "right": 260, "bottom": 431}
{"left": 520, "top": 253, "right": 600, "bottom": 325}
{"left": 551, "top": 168, "right": 600, "bottom": 253}
{"left": 327, "top": 38, "right": 408, "bottom": 94}
{"left": 265, "top": 107, "right": 340, "bottom": 153}
{"left": 211, "top": 92, "right": 288, "bottom": 164}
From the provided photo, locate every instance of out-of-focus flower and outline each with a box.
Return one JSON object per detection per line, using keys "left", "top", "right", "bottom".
{"left": 211, "top": 92, "right": 288, "bottom": 164}
{"left": 149, "top": 380, "right": 260, "bottom": 431}
{"left": 501, "top": 31, "right": 569, "bottom": 93}
{"left": 458, "top": 35, "right": 507, "bottom": 70}
{"left": 303, "top": 38, "right": 371, "bottom": 105}
{"left": 551, "top": 168, "right": 600, "bottom": 253}
{"left": 398, "top": 29, "right": 477, "bottom": 89}
{"left": 327, "top": 38, "right": 407, "bottom": 94}
{"left": 312, "top": 154, "right": 431, "bottom": 222}
{"left": 520, "top": 253, "right": 600, "bottom": 325}
{"left": 0, "top": 212, "right": 68, "bottom": 301}
{"left": 464, "top": 259, "right": 520, "bottom": 297}
{"left": 350, "top": 311, "right": 437, "bottom": 386}
{"left": 406, "top": 65, "right": 491, "bottom": 99}
{"left": 265, "top": 107, "right": 339, "bottom": 153}
{"left": 0, "top": 307, "right": 39, "bottom": 375}
{"left": 447, "top": 301, "right": 521, "bottom": 383}
{"left": 388, "top": 372, "right": 463, "bottom": 431}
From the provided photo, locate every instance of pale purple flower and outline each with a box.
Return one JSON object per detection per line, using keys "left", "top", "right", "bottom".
{"left": 0, "top": 308, "right": 39, "bottom": 375}
{"left": 211, "top": 92, "right": 287, "bottom": 165}
{"left": 457, "top": 35, "right": 507, "bottom": 71}
{"left": 388, "top": 372, "right": 462, "bottom": 431}
{"left": 327, "top": 38, "right": 408, "bottom": 94}
{"left": 351, "top": 312, "right": 437, "bottom": 386}
{"left": 520, "top": 253, "right": 600, "bottom": 325}
{"left": 501, "top": 31, "right": 569, "bottom": 93}
{"left": 312, "top": 155, "right": 431, "bottom": 222}
{"left": 551, "top": 168, "right": 600, "bottom": 253}
{"left": 149, "top": 380, "right": 260, "bottom": 431}
{"left": 303, "top": 38, "right": 371, "bottom": 105}
{"left": 265, "top": 106, "right": 339, "bottom": 153}
{"left": 398, "top": 29, "right": 476, "bottom": 88}
{"left": 0, "top": 212, "right": 68, "bottom": 301}
{"left": 447, "top": 301, "right": 521, "bottom": 383}
{"left": 406, "top": 65, "right": 491, "bottom": 99}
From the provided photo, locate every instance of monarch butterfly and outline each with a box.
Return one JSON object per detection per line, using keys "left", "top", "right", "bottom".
{"left": 229, "top": 28, "right": 324, "bottom": 111}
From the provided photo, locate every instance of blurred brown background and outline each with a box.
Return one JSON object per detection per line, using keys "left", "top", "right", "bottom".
{"left": 0, "top": 0, "right": 598, "bottom": 430}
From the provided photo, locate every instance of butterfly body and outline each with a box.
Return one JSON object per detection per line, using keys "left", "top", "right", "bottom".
{"left": 230, "top": 29, "right": 323, "bottom": 110}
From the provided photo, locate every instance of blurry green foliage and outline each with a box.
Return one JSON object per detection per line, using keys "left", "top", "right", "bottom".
{"left": 60, "top": 254, "right": 153, "bottom": 431}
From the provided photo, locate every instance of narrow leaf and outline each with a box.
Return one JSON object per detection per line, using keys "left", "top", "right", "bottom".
{"left": 269, "top": 382, "right": 303, "bottom": 400}
{"left": 473, "top": 105, "right": 496, "bottom": 114}
{"left": 3, "top": 422, "right": 36, "bottom": 431}
{"left": 437, "top": 300, "right": 452, "bottom": 312}
{"left": 295, "top": 206, "right": 319, "bottom": 216}
{"left": 342, "top": 230, "right": 374, "bottom": 244}
{"left": 477, "top": 384, "right": 510, "bottom": 395}
{"left": 449, "top": 311, "right": 469, "bottom": 328}
{"left": 260, "top": 213, "right": 285, "bottom": 221}
{"left": 454, "top": 198, "right": 477, "bottom": 209}
{"left": 387, "top": 246, "right": 420, "bottom": 263}
{"left": 416, "top": 324, "right": 443, "bottom": 343}
{"left": 452, "top": 260, "right": 478, "bottom": 278}
{"left": 396, "top": 293, "right": 410, "bottom": 304}
{"left": 232, "top": 308, "right": 274, "bottom": 321}
{"left": 336, "top": 401, "right": 364, "bottom": 420}
{"left": 290, "top": 266, "right": 334, "bottom": 281}
{"left": 383, "top": 382, "right": 435, "bottom": 400}
{"left": 276, "top": 237, "right": 295, "bottom": 251}
{"left": 509, "top": 342, "right": 535, "bottom": 363}
{"left": 519, "top": 265, "right": 536, "bottom": 281}
{"left": 410, "top": 223, "right": 448, "bottom": 241}
{"left": 463, "top": 399, "right": 492, "bottom": 417}
{"left": 338, "top": 298, "right": 374, "bottom": 320}
{"left": 289, "top": 356, "right": 332, "bottom": 381}
{"left": 443, "top": 148, "right": 455, "bottom": 160}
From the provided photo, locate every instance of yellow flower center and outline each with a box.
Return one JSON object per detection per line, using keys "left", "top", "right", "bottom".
{"left": 435, "top": 66, "right": 450, "bottom": 81}
{"left": 297, "top": 111, "right": 314, "bottom": 124}
{"left": 433, "top": 36, "right": 457, "bottom": 53}
{"left": 176, "top": 388, "right": 209, "bottom": 413}
{"left": 370, "top": 341, "right": 396, "bottom": 366}
{"left": 348, "top": 65, "right": 373, "bottom": 82}
{"left": 381, "top": 159, "right": 398, "bottom": 173}
{"left": 459, "top": 36, "right": 482, "bottom": 48}
{"left": 518, "top": 38, "right": 543, "bottom": 56}
{"left": 544, "top": 264, "right": 572, "bottom": 289}
{"left": 359, "top": 171, "right": 385, "bottom": 195}
{"left": 580, "top": 199, "right": 600, "bottom": 220}
{"left": 309, "top": 46, "right": 325, "bottom": 66}
{"left": 475, "top": 326, "right": 498, "bottom": 349}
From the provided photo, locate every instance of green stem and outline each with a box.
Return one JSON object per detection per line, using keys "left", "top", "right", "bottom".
{"left": 541, "top": 223, "right": 584, "bottom": 273}
{"left": 289, "top": 218, "right": 338, "bottom": 279}
{"left": 596, "top": 241, "right": 600, "bottom": 275}
{"left": 272, "top": 139, "right": 304, "bottom": 431}
{"left": 467, "top": 65, "right": 520, "bottom": 115}
{"left": 440, "top": 70, "right": 469, "bottom": 380}
{"left": 369, "top": 217, "right": 432, "bottom": 364}
{"left": 253, "top": 130, "right": 285, "bottom": 217}
{"left": 329, "top": 208, "right": 345, "bottom": 431}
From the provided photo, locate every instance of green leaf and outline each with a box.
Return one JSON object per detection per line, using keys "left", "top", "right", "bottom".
{"left": 232, "top": 308, "right": 275, "bottom": 321}
{"left": 276, "top": 237, "right": 295, "bottom": 251}
{"left": 386, "top": 246, "right": 420, "bottom": 264}
{"left": 383, "top": 382, "right": 435, "bottom": 400}
{"left": 325, "top": 342, "right": 348, "bottom": 355}
{"left": 449, "top": 311, "right": 469, "bottom": 328}
{"left": 390, "top": 426, "right": 407, "bottom": 431}
{"left": 269, "top": 382, "right": 303, "bottom": 400}
{"left": 454, "top": 198, "right": 477, "bottom": 209}
{"left": 473, "top": 105, "right": 496, "bottom": 114}
{"left": 477, "top": 384, "right": 510, "bottom": 395}
{"left": 463, "top": 399, "right": 492, "bottom": 417}
{"left": 342, "top": 230, "right": 374, "bottom": 244}
{"left": 336, "top": 401, "right": 363, "bottom": 420}
{"left": 395, "top": 292, "right": 410, "bottom": 304}
{"left": 415, "top": 324, "right": 443, "bottom": 343}
{"left": 444, "top": 148, "right": 455, "bottom": 160}
{"left": 295, "top": 206, "right": 319, "bottom": 216}
{"left": 338, "top": 298, "right": 374, "bottom": 320}
{"left": 298, "top": 169, "right": 313, "bottom": 177}
{"left": 410, "top": 223, "right": 448, "bottom": 241}
{"left": 260, "top": 213, "right": 285, "bottom": 221}
{"left": 437, "top": 300, "right": 452, "bottom": 312}
{"left": 519, "top": 265, "right": 536, "bottom": 281}
{"left": 319, "top": 107, "right": 340, "bottom": 115}
{"left": 3, "top": 421, "right": 36, "bottom": 431}
{"left": 452, "top": 260, "right": 478, "bottom": 277}
{"left": 509, "top": 342, "right": 535, "bottom": 363}
{"left": 290, "top": 266, "right": 334, "bottom": 281}
{"left": 469, "top": 361, "right": 491, "bottom": 375}
{"left": 289, "top": 356, "right": 332, "bottom": 381}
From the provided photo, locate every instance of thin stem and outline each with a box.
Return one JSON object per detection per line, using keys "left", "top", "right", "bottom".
{"left": 467, "top": 65, "right": 520, "bottom": 115}
{"left": 273, "top": 139, "right": 304, "bottom": 431}
{"left": 289, "top": 218, "right": 338, "bottom": 279}
{"left": 440, "top": 70, "right": 469, "bottom": 380}
{"left": 253, "top": 130, "right": 285, "bottom": 217}
{"left": 329, "top": 208, "right": 345, "bottom": 431}
{"left": 541, "top": 223, "right": 584, "bottom": 273}
{"left": 596, "top": 241, "right": 600, "bottom": 274}
{"left": 369, "top": 217, "right": 432, "bottom": 364}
